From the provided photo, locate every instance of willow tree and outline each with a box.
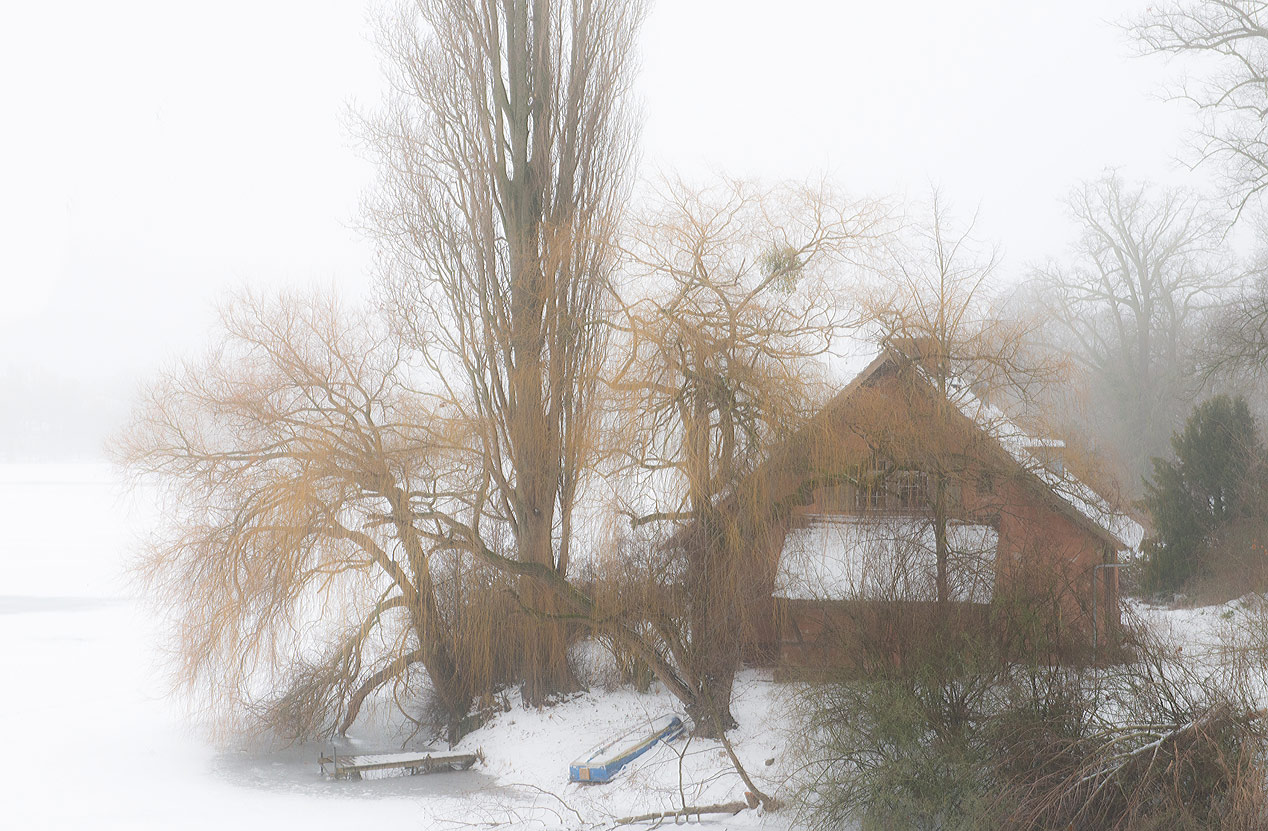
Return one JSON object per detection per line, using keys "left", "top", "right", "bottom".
{"left": 366, "top": 0, "right": 647, "bottom": 704}
{"left": 610, "top": 178, "right": 884, "bottom": 732}
{"left": 117, "top": 294, "right": 512, "bottom": 743}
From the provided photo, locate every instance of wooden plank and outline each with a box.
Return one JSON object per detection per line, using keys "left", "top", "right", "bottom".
{"left": 320, "top": 751, "right": 478, "bottom": 779}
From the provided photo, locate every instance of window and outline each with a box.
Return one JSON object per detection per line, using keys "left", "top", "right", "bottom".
{"left": 854, "top": 478, "right": 885, "bottom": 510}
{"left": 853, "top": 460, "right": 887, "bottom": 511}
{"left": 851, "top": 461, "right": 927, "bottom": 512}
{"left": 894, "top": 471, "right": 928, "bottom": 510}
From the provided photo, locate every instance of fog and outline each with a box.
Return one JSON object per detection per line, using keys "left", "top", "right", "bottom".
{"left": 0, "top": 0, "right": 1194, "bottom": 461}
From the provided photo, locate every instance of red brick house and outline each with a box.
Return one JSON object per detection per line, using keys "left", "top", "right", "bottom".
{"left": 739, "top": 344, "right": 1143, "bottom": 670}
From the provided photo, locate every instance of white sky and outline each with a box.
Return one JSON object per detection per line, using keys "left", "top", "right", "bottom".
{"left": 0, "top": 0, "right": 1207, "bottom": 458}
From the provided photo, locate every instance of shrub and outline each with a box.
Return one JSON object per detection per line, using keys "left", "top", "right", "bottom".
{"left": 793, "top": 611, "right": 1268, "bottom": 830}
{"left": 794, "top": 661, "right": 996, "bottom": 831}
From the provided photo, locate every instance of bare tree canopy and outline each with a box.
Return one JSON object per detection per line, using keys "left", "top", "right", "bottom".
{"left": 615, "top": 178, "right": 884, "bottom": 497}
{"left": 864, "top": 193, "right": 1057, "bottom": 397}
{"left": 116, "top": 293, "right": 517, "bottom": 742}
{"left": 1134, "top": 4, "right": 1268, "bottom": 393}
{"left": 608, "top": 177, "right": 886, "bottom": 733}
{"left": 364, "top": 0, "right": 647, "bottom": 704}
{"left": 858, "top": 194, "right": 1063, "bottom": 605}
{"left": 1207, "top": 258, "right": 1268, "bottom": 377}
{"left": 1030, "top": 172, "right": 1232, "bottom": 478}
{"left": 1136, "top": 1, "right": 1268, "bottom": 215}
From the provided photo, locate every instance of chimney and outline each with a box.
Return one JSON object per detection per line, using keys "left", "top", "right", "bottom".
{"left": 888, "top": 336, "right": 945, "bottom": 373}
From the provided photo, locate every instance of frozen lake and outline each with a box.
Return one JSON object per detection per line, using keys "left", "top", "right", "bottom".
{"left": 0, "top": 464, "right": 498, "bottom": 830}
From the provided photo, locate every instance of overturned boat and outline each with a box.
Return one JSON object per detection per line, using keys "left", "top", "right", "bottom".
{"left": 569, "top": 714, "right": 685, "bottom": 783}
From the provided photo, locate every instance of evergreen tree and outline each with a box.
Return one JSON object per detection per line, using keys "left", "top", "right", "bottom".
{"left": 1142, "top": 395, "right": 1265, "bottom": 591}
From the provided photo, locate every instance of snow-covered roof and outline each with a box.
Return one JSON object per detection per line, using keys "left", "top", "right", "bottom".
{"left": 821, "top": 337, "right": 883, "bottom": 387}
{"left": 775, "top": 514, "right": 997, "bottom": 603}
{"left": 924, "top": 368, "right": 1145, "bottom": 551}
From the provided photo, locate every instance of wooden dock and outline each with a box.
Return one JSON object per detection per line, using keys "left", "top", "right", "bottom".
{"left": 319, "top": 750, "right": 478, "bottom": 780}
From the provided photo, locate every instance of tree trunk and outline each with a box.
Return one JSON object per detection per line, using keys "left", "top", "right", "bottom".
{"left": 933, "top": 472, "right": 950, "bottom": 607}
{"left": 519, "top": 580, "right": 580, "bottom": 706}
{"left": 507, "top": 353, "right": 579, "bottom": 704}
{"left": 504, "top": 162, "right": 579, "bottom": 705}
{"left": 686, "top": 671, "right": 738, "bottom": 738}
{"left": 683, "top": 507, "right": 740, "bottom": 737}
{"left": 386, "top": 489, "right": 475, "bottom": 740}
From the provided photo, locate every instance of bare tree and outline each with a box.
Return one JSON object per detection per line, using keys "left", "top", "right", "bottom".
{"left": 364, "top": 0, "right": 647, "bottom": 705}
{"left": 1136, "top": 1, "right": 1268, "bottom": 216}
{"left": 116, "top": 293, "right": 513, "bottom": 743}
{"left": 609, "top": 177, "right": 885, "bottom": 733}
{"left": 1134, "top": 4, "right": 1268, "bottom": 397}
{"left": 858, "top": 193, "right": 1062, "bottom": 607}
{"left": 1206, "top": 259, "right": 1268, "bottom": 378}
{"left": 1031, "top": 173, "right": 1232, "bottom": 479}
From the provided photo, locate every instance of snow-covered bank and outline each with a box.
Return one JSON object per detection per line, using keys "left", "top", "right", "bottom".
{"left": 1129, "top": 597, "right": 1237, "bottom": 659}
{"left": 437, "top": 670, "right": 795, "bottom": 828}
{"left": 1, "top": 589, "right": 797, "bottom": 829}
{"left": 0, "top": 466, "right": 461, "bottom": 829}
{"left": 0, "top": 465, "right": 796, "bottom": 829}
{"left": 10, "top": 463, "right": 1265, "bottom": 830}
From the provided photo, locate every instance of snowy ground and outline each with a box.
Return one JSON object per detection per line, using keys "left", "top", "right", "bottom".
{"left": 4, "top": 463, "right": 1254, "bottom": 829}
{"left": 1130, "top": 599, "right": 1229, "bottom": 657}
{"left": 0, "top": 465, "right": 467, "bottom": 829}
{"left": 437, "top": 671, "right": 794, "bottom": 828}
{"left": 0, "top": 464, "right": 794, "bottom": 829}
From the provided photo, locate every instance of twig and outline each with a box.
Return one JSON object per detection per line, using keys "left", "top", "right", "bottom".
{"left": 510, "top": 782, "right": 587, "bottom": 826}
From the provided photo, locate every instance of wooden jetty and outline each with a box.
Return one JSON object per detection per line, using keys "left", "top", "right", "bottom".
{"left": 319, "top": 750, "right": 478, "bottom": 780}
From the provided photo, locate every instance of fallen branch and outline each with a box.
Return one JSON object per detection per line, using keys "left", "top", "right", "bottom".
{"left": 696, "top": 685, "right": 780, "bottom": 812}
{"left": 614, "top": 801, "right": 748, "bottom": 826}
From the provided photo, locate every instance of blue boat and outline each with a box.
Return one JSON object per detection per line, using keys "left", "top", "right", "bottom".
{"left": 569, "top": 714, "right": 685, "bottom": 783}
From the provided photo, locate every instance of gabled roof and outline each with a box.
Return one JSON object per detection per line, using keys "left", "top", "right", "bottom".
{"left": 836, "top": 348, "right": 1144, "bottom": 552}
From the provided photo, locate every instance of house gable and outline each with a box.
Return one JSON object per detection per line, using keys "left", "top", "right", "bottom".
{"left": 742, "top": 346, "right": 1136, "bottom": 668}
{"left": 792, "top": 348, "right": 1142, "bottom": 553}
